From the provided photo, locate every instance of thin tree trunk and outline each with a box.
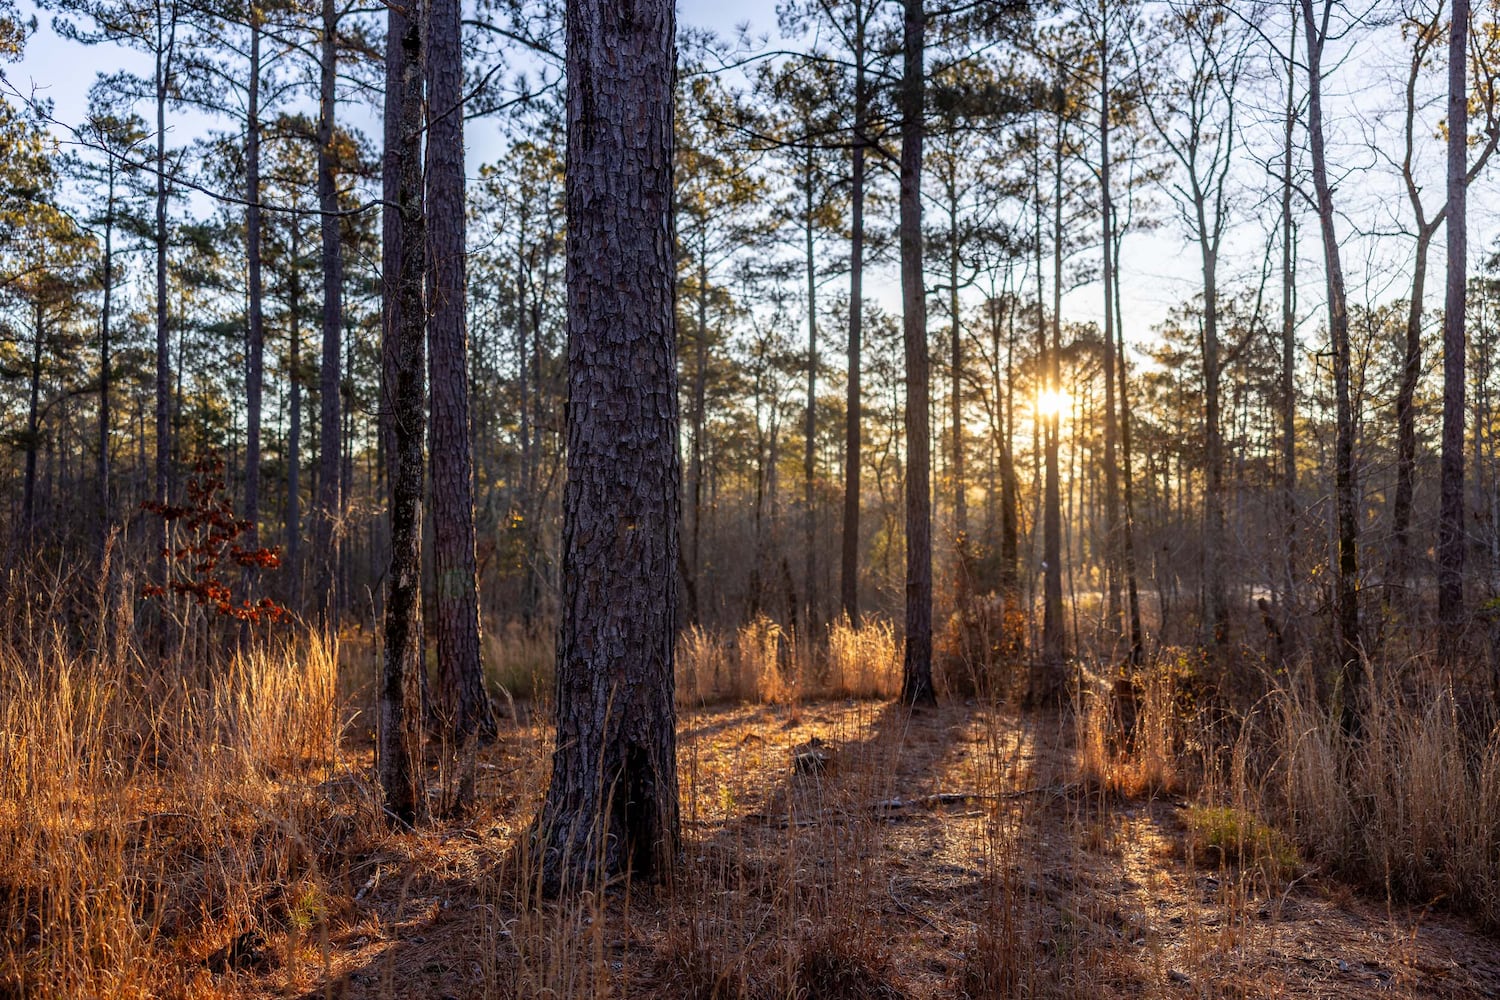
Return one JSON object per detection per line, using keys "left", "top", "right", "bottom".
{"left": 314, "top": 0, "right": 343, "bottom": 625}
{"left": 98, "top": 173, "right": 115, "bottom": 551}
{"left": 535, "top": 0, "right": 681, "bottom": 894}
{"left": 1438, "top": 0, "right": 1470, "bottom": 640}
{"left": 1099, "top": 31, "right": 1122, "bottom": 639}
{"left": 154, "top": 1, "right": 176, "bottom": 572}
{"left": 899, "top": 0, "right": 935, "bottom": 706}
{"left": 841, "top": 35, "right": 866, "bottom": 622}
{"left": 245, "top": 5, "right": 264, "bottom": 552}
{"left": 23, "top": 306, "right": 42, "bottom": 540}
{"left": 803, "top": 142, "right": 819, "bottom": 631}
{"left": 1280, "top": 21, "right": 1298, "bottom": 641}
{"left": 1301, "top": 0, "right": 1361, "bottom": 729}
{"left": 287, "top": 219, "right": 303, "bottom": 609}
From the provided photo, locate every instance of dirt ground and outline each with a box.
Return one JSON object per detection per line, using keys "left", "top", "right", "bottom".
{"left": 194, "top": 701, "right": 1500, "bottom": 1000}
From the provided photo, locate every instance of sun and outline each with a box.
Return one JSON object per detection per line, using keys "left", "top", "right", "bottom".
{"left": 1035, "top": 387, "right": 1072, "bottom": 421}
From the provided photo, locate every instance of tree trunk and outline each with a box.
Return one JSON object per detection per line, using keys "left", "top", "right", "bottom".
{"left": 23, "top": 305, "right": 42, "bottom": 539}
{"left": 1438, "top": 0, "right": 1470, "bottom": 641}
{"left": 154, "top": 6, "right": 175, "bottom": 573}
{"left": 287, "top": 216, "right": 303, "bottom": 609}
{"left": 1099, "top": 36, "right": 1122, "bottom": 640}
{"left": 535, "top": 0, "right": 681, "bottom": 894}
{"left": 841, "top": 34, "right": 866, "bottom": 622}
{"left": 899, "top": 0, "right": 935, "bottom": 707}
{"left": 1035, "top": 101, "right": 1067, "bottom": 699}
{"left": 1280, "top": 25, "right": 1298, "bottom": 642}
{"left": 98, "top": 172, "right": 115, "bottom": 551}
{"left": 313, "top": 0, "right": 343, "bottom": 625}
{"left": 426, "top": 0, "right": 495, "bottom": 744}
{"left": 379, "top": 0, "right": 427, "bottom": 827}
{"left": 1301, "top": 0, "right": 1361, "bottom": 729}
{"left": 803, "top": 142, "right": 819, "bottom": 631}
{"left": 244, "top": 5, "right": 264, "bottom": 553}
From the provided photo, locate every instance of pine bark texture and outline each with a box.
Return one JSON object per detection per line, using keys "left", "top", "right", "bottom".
{"left": 378, "top": 0, "right": 426, "bottom": 827}
{"left": 899, "top": 0, "right": 935, "bottom": 707}
{"left": 535, "top": 0, "right": 681, "bottom": 894}
{"left": 425, "top": 0, "right": 494, "bottom": 744}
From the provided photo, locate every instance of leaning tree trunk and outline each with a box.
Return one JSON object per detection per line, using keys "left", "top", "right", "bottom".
{"left": 426, "top": 0, "right": 495, "bottom": 745}
{"left": 1438, "top": 0, "right": 1469, "bottom": 645}
{"left": 534, "top": 0, "right": 681, "bottom": 895}
{"left": 313, "top": 0, "right": 343, "bottom": 626}
{"left": 899, "top": 0, "right": 935, "bottom": 707}
{"left": 378, "top": 0, "right": 427, "bottom": 827}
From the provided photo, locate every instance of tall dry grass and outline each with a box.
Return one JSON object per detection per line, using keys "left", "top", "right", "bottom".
{"left": 0, "top": 585, "right": 359, "bottom": 997}
{"left": 676, "top": 614, "right": 902, "bottom": 706}
{"left": 1259, "top": 671, "right": 1500, "bottom": 927}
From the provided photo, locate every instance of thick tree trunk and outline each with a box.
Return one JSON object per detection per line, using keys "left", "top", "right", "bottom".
{"left": 426, "top": 0, "right": 495, "bottom": 744}
{"left": 1438, "top": 0, "right": 1470, "bottom": 640}
{"left": 244, "top": 7, "right": 264, "bottom": 553}
{"left": 1113, "top": 223, "right": 1143, "bottom": 662}
{"left": 535, "top": 0, "right": 681, "bottom": 894}
{"left": 1301, "top": 0, "right": 1361, "bottom": 728}
{"left": 841, "top": 38, "right": 866, "bottom": 622}
{"left": 379, "top": 0, "right": 427, "bottom": 827}
{"left": 899, "top": 0, "right": 935, "bottom": 707}
{"left": 313, "top": 0, "right": 343, "bottom": 625}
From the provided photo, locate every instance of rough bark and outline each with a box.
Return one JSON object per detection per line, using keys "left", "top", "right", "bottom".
{"left": 899, "top": 0, "right": 935, "bottom": 707}
{"left": 426, "top": 0, "right": 495, "bottom": 744}
{"left": 534, "top": 0, "right": 681, "bottom": 894}
{"left": 379, "top": 0, "right": 426, "bottom": 826}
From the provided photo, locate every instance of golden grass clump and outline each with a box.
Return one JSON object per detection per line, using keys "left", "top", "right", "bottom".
{"left": 0, "top": 618, "right": 362, "bottom": 999}
{"left": 1262, "top": 673, "right": 1500, "bottom": 927}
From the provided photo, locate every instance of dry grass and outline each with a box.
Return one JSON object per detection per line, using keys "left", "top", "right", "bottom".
{"left": 1259, "top": 670, "right": 1500, "bottom": 929}
{"left": 4, "top": 588, "right": 1500, "bottom": 999}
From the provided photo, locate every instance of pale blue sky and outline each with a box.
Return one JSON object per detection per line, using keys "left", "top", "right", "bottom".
{"left": 5, "top": 0, "right": 1488, "bottom": 352}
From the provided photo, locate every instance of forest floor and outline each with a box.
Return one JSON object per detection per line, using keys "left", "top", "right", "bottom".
{"left": 179, "top": 699, "right": 1500, "bottom": 1000}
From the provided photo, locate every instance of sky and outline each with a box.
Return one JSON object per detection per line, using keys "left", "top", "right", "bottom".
{"left": 5, "top": 0, "right": 1490, "bottom": 365}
